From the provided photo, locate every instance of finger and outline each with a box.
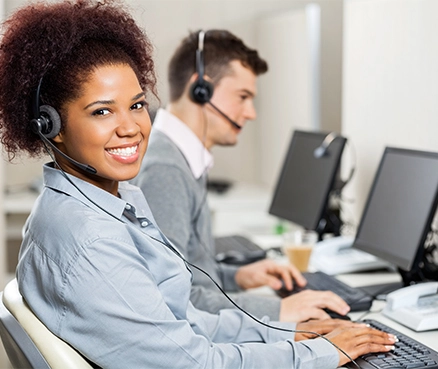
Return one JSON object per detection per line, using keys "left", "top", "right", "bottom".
{"left": 263, "top": 274, "right": 285, "bottom": 290}
{"left": 275, "top": 268, "right": 294, "bottom": 291}
{"left": 305, "top": 308, "right": 332, "bottom": 321}
{"left": 277, "top": 266, "right": 306, "bottom": 291}
{"left": 315, "top": 291, "right": 350, "bottom": 315}
{"left": 338, "top": 343, "right": 394, "bottom": 367}
{"left": 348, "top": 336, "right": 396, "bottom": 361}
{"left": 355, "top": 327, "right": 397, "bottom": 344}
{"left": 287, "top": 265, "right": 307, "bottom": 287}
{"left": 301, "top": 319, "right": 355, "bottom": 335}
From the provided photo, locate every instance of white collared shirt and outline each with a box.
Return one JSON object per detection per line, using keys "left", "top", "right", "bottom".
{"left": 153, "top": 108, "right": 213, "bottom": 179}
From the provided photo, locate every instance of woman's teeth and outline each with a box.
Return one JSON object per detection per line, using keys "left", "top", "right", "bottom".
{"left": 107, "top": 145, "right": 137, "bottom": 157}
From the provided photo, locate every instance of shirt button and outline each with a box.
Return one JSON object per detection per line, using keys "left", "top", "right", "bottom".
{"left": 125, "top": 204, "right": 131, "bottom": 211}
{"left": 141, "top": 221, "right": 148, "bottom": 227}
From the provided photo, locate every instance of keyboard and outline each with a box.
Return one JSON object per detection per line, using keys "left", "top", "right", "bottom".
{"left": 214, "top": 235, "right": 266, "bottom": 265}
{"left": 277, "top": 271, "right": 373, "bottom": 311}
{"left": 214, "top": 235, "right": 263, "bottom": 254}
{"left": 346, "top": 319, "right": 438, "bottom": 369}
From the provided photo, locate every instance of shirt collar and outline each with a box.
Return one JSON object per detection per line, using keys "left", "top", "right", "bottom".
{"left": 153, "top": 108, "right": 213, "bottom": 179}
{"left": 42, "top": 163, "right": 157, "bottom": 222}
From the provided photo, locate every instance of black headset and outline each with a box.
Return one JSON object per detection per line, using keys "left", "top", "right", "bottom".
{"left": 189, "top": 30, "right": 214, "bottom": 105}
{"left": 188, "top": 30, "right": 242, "bottom": 130}
{"left": 314, "top": 131, "right": 356, "bottom": 192}
{"left": 29, "top": 77, "right": 97, "bottom": 174}
{"left": 30, "top": 78, "right": 62, "bottom": 139}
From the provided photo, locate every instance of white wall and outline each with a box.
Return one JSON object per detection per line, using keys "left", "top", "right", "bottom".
{"left": 342, "top": 0, "right": 438, "bottom": 225}
{"left": 256, "top": 5, "right": 321, "bottom": 189}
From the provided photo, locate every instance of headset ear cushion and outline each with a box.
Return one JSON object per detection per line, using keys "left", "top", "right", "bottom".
{"left": 190, "top": 79, "right": 214, "bottom": 105}
{"left": 39, "top": 105, "right": 61, "bottom": 139}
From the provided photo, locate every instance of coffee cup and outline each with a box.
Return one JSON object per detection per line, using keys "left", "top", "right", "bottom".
{"left": 283, "top": 230, "right": 318, "bottom": 272}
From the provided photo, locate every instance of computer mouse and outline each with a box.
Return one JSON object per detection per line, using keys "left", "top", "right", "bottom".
{"left": 324, "top": 309, "right": 351, "bottom": 321}
{"left": 215, "top": 249, "right": 266, "bottom": 265}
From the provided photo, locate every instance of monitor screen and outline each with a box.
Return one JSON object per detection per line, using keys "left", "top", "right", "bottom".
{"left": 353, "top": 147, "right": 438, "bottom": 272}
{"left": 268, "top": 130, "right": 347, "bottom": 232}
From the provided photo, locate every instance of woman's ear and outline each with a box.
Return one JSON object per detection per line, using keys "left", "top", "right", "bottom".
{"left": 52, "top": 132, "right": 63, "bottom": 143}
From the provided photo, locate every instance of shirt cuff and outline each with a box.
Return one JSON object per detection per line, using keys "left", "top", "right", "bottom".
{"left": 218, "top": 263, "right": 240, "bottom": 291}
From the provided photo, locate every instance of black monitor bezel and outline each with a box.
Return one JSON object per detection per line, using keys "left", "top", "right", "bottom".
{"left": 268, "top": 129, "right": 347, "bottom": 232}
{"left": 353, "top": 147, "right": 438, "bottom": 273}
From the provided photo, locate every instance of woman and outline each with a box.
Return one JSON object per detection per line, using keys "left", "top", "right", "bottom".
{"left": 0, "top": 1, "right": 396, "bottom": 368}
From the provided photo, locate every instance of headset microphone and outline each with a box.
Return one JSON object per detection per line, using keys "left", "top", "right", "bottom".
{"left": 314, "top": 131, "right": 356, "bottom": 191}
{"left": 30, "top": 78, "right": 97, "bottom": 175}
{"left": 34, "top": 128, "right": 97, "bottom": 174}
{"left": 207, "top": 101, "right": 242, "bottom": 130}
{"left": 189, "top": 30, "right": 242, "bottom": 130}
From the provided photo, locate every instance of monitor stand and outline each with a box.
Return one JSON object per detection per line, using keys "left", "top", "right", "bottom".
{"left": 316, "top": 206, "right": 343, "bottom": 240}
{"left": 358, "top": 263, "right": 436, "bottom": 299}
{"left": 358, "top": 281, "right": 404, "bottom": 299}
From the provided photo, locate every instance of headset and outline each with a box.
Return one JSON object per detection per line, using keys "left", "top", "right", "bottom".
{"left": 314, "top": 131, "right": 356, "bottom": 192}
{"left": 30, "top": 77, "right": 97, "bottom": 174}
{"left": 313, "top": 132, "right": 338, "bottom": 158}
{"left": 189, "top": 30, "right": 242, "bottom": 130}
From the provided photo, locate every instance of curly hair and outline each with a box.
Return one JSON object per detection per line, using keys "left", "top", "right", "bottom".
{"left": 168, "top": 29, "right": 268, "bottom": 103}
{"left": 0, "top": 0, "right": 156, "bottom": 159}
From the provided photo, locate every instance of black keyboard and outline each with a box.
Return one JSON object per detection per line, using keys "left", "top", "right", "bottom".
{"left": 346, "top": 319, "right": 438, "bottom": 369}
{"left": 277, "top": 271, "right": 373, "bottom": 311}
{"left": 214, "top": 235, "right": 266, "bottom": 265}
{"left": 214, "top": 235, "right": 263, "bottom": 254}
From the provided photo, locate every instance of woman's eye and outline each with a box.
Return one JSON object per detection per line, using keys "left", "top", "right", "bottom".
{"left": 131, "top": 101, "right": 146, "bottom": 110}
{"left": 92, "top": 108, "right": 110, "bottom": 116}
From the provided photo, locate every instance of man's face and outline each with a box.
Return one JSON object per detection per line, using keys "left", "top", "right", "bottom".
{"left": 204, "top": 60, "right": 257, "bottom": 148}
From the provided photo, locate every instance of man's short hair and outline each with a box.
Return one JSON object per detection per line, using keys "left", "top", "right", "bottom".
{"left": 168, "top": 29, "right": 268, "bottom": 102}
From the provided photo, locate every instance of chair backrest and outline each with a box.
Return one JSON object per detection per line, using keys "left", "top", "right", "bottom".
{"left": 0, "top": 279, "right": 93, "bottom": 369}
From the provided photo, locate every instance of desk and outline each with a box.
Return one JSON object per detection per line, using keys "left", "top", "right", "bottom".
{"left": 337, "top": 272, "right": 438, "bottom": 350}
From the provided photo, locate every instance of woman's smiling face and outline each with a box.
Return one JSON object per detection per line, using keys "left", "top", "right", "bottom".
{"left": 53, "top": 63, "right": 151, "bottom": 195}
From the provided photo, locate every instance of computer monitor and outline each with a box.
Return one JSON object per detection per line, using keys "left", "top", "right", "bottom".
{"left": 353, "top": 147, "right": 438, "bottom": 286}
{"left": 268, "top": 130, "right": 347, "bottom": 238}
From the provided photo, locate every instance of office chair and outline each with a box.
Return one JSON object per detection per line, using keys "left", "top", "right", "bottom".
{"left": 0, "top": 278, "right": 93, "bottom": 369}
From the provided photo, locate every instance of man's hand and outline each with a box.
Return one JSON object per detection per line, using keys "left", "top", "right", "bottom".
{"left": 234, "top": 259, "right": 306, "bottom": 291}
{"left": 279, "top": 290, "right": 350, "bottom": 322}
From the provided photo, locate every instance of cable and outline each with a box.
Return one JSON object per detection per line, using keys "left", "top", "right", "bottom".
{"left": 40, "top": 139, "right": 124, "bottom": 223}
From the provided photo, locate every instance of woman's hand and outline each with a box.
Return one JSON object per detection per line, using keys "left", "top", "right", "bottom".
{"left": 295, "top": 319, "right": 356, "bottom": 341}
{"left": 326, "top": 324, "right": 397, "bottom": 367}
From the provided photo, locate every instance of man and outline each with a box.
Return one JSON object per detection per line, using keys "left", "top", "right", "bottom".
{"left": 133, "top": 30, "right": 349, "bottom": 322}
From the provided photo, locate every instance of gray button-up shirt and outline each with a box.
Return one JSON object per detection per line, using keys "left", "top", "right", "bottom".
{"left": 17, "top": 163, "right": 338, "bottom": 368}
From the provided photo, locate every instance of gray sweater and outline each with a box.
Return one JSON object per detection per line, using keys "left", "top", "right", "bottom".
{"left": 133, "top": 129, "right": 281, "bottom": 319}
